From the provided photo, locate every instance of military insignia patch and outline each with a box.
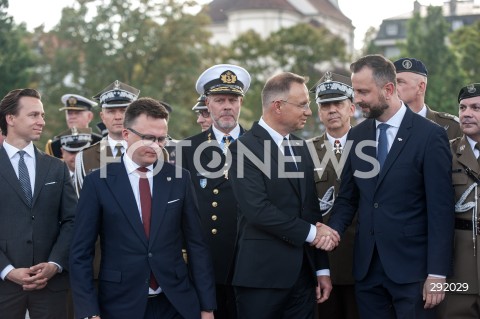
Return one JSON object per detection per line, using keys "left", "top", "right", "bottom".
{"left": 200, "top": 178, "right": 207, "bottom": 188}
{"left": 467, "top": 84, "right": 476, "bottom": 94}
{"left": 68, "top": 96, "right": 77, "bottom": 106}
{"left": 220, "top": 70, "right": 237, "bottom": 84}
{"left": 402, "top": 59, "right": 413, "bottom": 70}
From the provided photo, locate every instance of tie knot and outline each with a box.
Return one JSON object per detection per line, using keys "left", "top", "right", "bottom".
{"left": 378, "top": 123, "right": 389, "bottom": 131}
{"left": 137, "top": 167, "right": 149, "bottom": 173}
{"left": 223, "top": 135, "right": 233, "bottom": 143}
{"left": 18, "top": 150, "right": 26, "bottom": 158}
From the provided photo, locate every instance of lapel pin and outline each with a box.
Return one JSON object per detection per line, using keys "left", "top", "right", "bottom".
{"left": 397, "top": 138, "right": 403, "bottom": 142}
{"left": 460, "top": 145, "right": 465, "bottom": 151}
{"left": 167, "top": 177, "right": 171, "bottom": 181}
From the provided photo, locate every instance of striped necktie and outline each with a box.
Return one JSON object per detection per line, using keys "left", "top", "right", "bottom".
{"left": 18, "top": 150, "right": 33, "bottom": 207}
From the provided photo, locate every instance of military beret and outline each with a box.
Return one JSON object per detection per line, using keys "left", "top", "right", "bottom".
{"left": 393, "top": 58, "right": 428, "bottom": 77}
{"left": 196, "top": 64, "right": 251, "bottom": 96}
{"left": 50, "top": 127, "right": 93, "bottom": 158}
{"left": 59, "top": 94, "right": 97, "bottom": 111}
{"left": 310, "top": 71, "right": 354, "bottom": 104}
{"left": 458, "top": 83, "right": 480, "bottom": 103}
{"left": 192, "top": 94, "right": 207, "bottom": 111}
{"left": 93, "top": 80, "right": 140, "bottom": 108}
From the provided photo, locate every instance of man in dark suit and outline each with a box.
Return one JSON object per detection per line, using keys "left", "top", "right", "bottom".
{"left": 308, "top": 72, "right": 360, "bottom": 319}
{"left": 229, "top": 72, "right": 339, "bottom": 318}
{"left": 328, "top": 54, "right": 455, "bottom": 318}
{"left": 181, "top": 64, "right": 251, "bottom": 319}
{"left": 0, "top": 88, "right": 76, "bottom": 318}
{"left": 70, "top": 97, "right": 216, "bottom": 319}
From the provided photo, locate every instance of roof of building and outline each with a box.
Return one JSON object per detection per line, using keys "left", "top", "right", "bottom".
{"left": 206, "top": 0, "right": 351, "bottom": 24}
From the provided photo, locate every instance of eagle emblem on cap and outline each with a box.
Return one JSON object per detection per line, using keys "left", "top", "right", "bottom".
{"left": 402, "top": 59, "right": 413, "bottom": 70}
{"left": 68, "top": 96, "right": 77, "bottom": 106}
{"left": 324, "top": 71, "right": 333, "bottom": 82}
{"left": 220, "top": 71, "right": 237, "bottom": 84}
{"left": 467, "top": 84, "right": 476, "bottom": 94}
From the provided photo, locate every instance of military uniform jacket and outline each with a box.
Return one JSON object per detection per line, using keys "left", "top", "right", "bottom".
{"left": 426, "top": 105, "right": 462, "bottom": 140}
{"left": 309, "top": 134, "right": 356, "bottom": 285}
{"left": 181, "top": 126, "right": 245, "bottom": 285}
{"left": 450, "top": 136, "right": 480, "bottom": 295}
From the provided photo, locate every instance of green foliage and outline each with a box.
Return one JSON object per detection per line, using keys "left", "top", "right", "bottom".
{"left": 450, "top": 20, "right": 480, "bottom": 84}
{"left": 399, "top": 6, "right": 465, "bottom": 114}
{"left": 0, "top": 0, "right": 36, "bottom": 98}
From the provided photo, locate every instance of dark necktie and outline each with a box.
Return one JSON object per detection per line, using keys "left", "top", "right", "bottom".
{"left": 137, "top": 167, "right": 159, "bottom": 290}
{"left": 377, "top": 123, "right": 390, "bottom": 169}
{"left": 222, "top": 134, "right": 233, "bottom": 154}
{"left": 18, "top": 151, "right": 32, "bottom": 207}
{"left": 114, "top": 143, "right": 123, "bottom": 158}
{"left": 284, "top": 137, "right": 298, "bottom": 172}
{"left": 476, "top": 143, "right": 480, "bottom": 167}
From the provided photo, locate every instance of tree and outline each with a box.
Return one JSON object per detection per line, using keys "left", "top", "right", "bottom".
{"left": 0, "top": 0, "right": 36, "bottom": 98}
{"left": 450, "top": 20, "right": 480, "bottom": 84}
{"left": 37, "top": 0, "right": 215, "bottom": 141}
{"left": 399, "top": 6, "right": 465, "bottom": 114}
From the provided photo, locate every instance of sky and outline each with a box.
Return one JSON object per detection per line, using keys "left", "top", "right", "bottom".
{"left": 6, "top": 0, "right": 470, "bottom": 50}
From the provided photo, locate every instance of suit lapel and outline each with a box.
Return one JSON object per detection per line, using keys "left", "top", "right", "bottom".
{"left": 149, "top": 164, "right": 173, "bottom": 244}
{"left": 107, "top": 160, "right": 148, "bottom": 247}
{"left": 0, "top": 147, "right": 30, "bottom": 206}
{"left": 32, "top": 148, "right": 52, "bottom": 207}
{"left": 376, "top": 109, "right": 413, "bottom": 188}
{"left": 290, "top": 136, "right": 304, "bottom": 200}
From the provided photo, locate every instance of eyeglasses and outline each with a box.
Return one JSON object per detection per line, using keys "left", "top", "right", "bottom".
{"left": 127, "top": 127, "right": 168, "bottom": 144}
{"left": 279, "top": 100, "right": 311, "bottom": 110}
{"left": 195, "top": 109, "right": 210, "bottom": 118}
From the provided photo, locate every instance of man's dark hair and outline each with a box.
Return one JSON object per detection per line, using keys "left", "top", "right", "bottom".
{"left": 123, "top": 97, "right": 170, "bottom": 128}
{"left": 350, "top": 54, "right": 397, "bottom": 89}
{"left": 0, "top": 88, "right": 41, "bottom": 135}
{"left": 261, "top": 72, "right": 308, "bottom": 108}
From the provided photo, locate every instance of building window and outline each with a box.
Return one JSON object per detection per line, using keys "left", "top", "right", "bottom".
{"left": 451, "top": 20, "right": 464, "bottom": 31}
{"left": 386, "top": 23, "right": 398, "bottom": 36}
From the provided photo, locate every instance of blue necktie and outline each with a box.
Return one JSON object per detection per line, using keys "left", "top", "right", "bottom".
{"left": 18, "top": 150, "right": 33, "bottom": 207}
{"left": 377, "top": 123, "right": 390, "bottom": 169}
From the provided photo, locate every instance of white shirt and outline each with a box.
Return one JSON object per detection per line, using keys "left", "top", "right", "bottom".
{"left": 258, "top": 118, "right": 329, "bottom": 276}
{"left": 375, "top": 103, "right": 407, "bottom": 153}
{"left": 2, "top": 141, "right": 36, "bottom": 192}
{"left": 122, "top": 154, "right": 161, "bottom": 294}
{"left": 212, "top": 124, "right": 240, "bottom": 145}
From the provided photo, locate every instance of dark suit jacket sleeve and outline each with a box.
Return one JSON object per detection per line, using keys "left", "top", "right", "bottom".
{"left": 423, "top": 126, "right": 455, "bottom": 276}
{"left": 69, "top": 173, "right": 102, "bottom": 317}
{"left": 229, "top": 141, "right": 311, "bottom": 247}
{"left": 48, "top": 163, "right": 77, "bottom": 270}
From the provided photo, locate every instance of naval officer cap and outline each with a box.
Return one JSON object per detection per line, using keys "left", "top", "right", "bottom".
{"left": 393, "top": 58, "right": 428, "bottom": 77}
{"left": 458, "top": 83, "right": 480, "bottom": 103}
{"left": 59, "top": 94, "right": 98, "bottom": 111}
{"left": 195, "top": 64, "right": 251, "bottom": 96}
{"left": 50, "top": 127, "right": 93, "bottom": 158}
{"left": 310, "top": 71, "right": 354, "bottom": 104}
{"left": 93, "top": 80, "right": 140, "bottom": 108}
{"left": 192, "top": 94, "right": 207, "bottom": 111}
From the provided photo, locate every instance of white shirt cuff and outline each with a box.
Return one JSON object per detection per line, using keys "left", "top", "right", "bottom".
{"left": 306, "top": 224, "right": 317, "bottom": 243}
{"left": 316, "top": 269, "right": 330, "bottom": 276}
{"left": 1, "top": 265, "right": 14, "bottom": 280}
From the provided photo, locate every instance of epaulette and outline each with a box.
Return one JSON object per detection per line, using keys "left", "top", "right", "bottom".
{"left": 437, "top": 112, "right": 459, "bottom": 123}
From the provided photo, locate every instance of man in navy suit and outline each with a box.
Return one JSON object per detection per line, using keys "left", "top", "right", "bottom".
{"left": 328, "top": 54, "right": 455, "bottom": 318}
{"left": 70, "top": 97, "right": 216, "bottom": 319}
{"left": 229, "top": 72, "right": 339, "bottom": 318}
{"left": 0, "top": 88, "right": 76, "bottom": 318}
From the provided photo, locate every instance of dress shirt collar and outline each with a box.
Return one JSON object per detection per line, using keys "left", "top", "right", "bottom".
{"left": 258, "top": 117, "right": 290, "bottom": 149}
{"left": 417, "top": 104, "right": 427, "bottom": 118}
{"left": 375, "top": 103, "right": 407, "bottom": 129}
{"left": 211, "top": 124, "right": 240, "bottom": 145}
{"left": 3, "top": 140, "right": 35, "bottom": 159}
{"left": 123, "top": 152, "right": 154, "bottom": 177}
{"left": 325, "top": 131, "right": 349, "bottom": 147}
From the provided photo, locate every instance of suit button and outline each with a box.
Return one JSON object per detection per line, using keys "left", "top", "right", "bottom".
{"left": 31, "top": 216, "right": 35, "bottom": 220}
{"left": 148, "top": 253, "right": 153, "bottom": 257}
{"left": 212, "top": 202, "right": 218, "bottom": 208}
{"left": 211, "top": 215, "right": 217, "bottom": 221}
{"left": 213, "top": 189, "right": 219, "bottom": 195}
{"left": 374, "top": 203, "right": 379, "bottom": 208}
{"left": 26, "top": 240, "right": 32, "bottom": 244}
{"left": 211, "top": 229, "right": 217, "bottom": 235}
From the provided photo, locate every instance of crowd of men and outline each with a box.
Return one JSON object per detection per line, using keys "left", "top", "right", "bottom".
{"left": 0, "top": 53, "right": 479, "bottom": 319}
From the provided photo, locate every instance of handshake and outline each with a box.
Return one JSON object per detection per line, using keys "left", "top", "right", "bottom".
{"left": 311, "top": 223, "right": 340, "bottom": 251}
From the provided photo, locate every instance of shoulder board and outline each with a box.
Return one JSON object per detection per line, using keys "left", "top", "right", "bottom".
{"left": 437, "top": 112, "right": 459, "bottom": 123}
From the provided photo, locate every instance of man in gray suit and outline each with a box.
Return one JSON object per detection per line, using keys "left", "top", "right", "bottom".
{"left": 0, "top": 88, "right": 77, "bottom": 319}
